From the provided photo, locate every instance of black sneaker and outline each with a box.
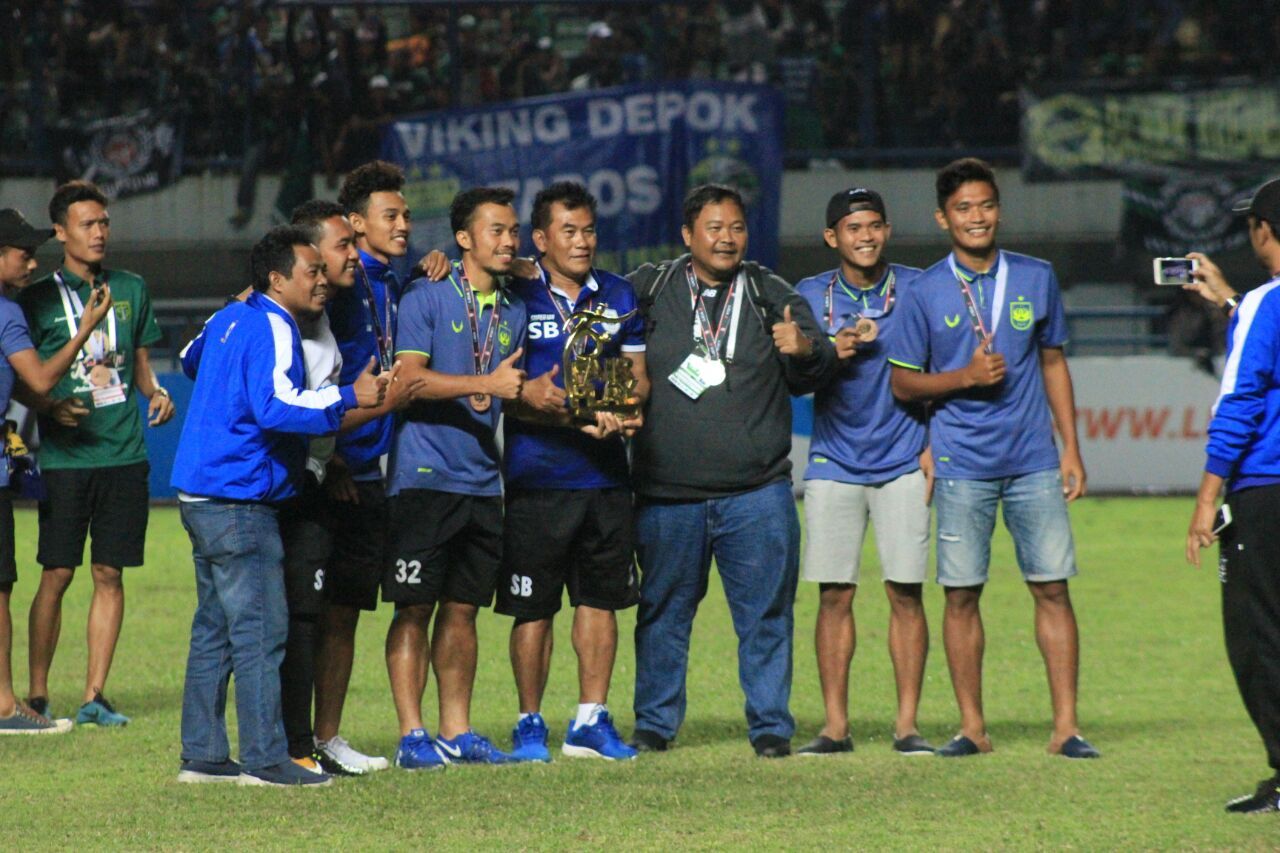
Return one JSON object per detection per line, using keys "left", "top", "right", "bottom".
{"left": 313, "top": 747, "right": 365, "bottom": 777}
{"left": 892, "top": 734, "right": 935, "bottom": 756}
{"left": 629, "top": 729, "right": 669, "bottom": 753}
{"left": 26, "top": 696, "right": 49, "bottom": 718}
{"left": 177, "top": 758, "right": 242, "bottom": 784}
{"left": 1226, "top": 777, "right": 1280, "bottom": 814}
{"left": 751, "top": 734, "right": 791, "bottom": 759}
{"left": 796, "top": 734, "right": 853, "bottom": 756}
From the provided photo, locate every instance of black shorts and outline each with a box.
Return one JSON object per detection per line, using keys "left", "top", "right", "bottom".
{"left": 495, "top": 487, "right": 638, "bottom": 621}
{"left": 37, "top": 462, "right": 149, "bottom": 570}
{"left": 0, "top": 490, "right": 15, "bottom": 588}
{"left": 323, "top": 478, "right": 388, "bottom": 611}
{"left": 278, "top": 478, "right": 332, "bottom": 618}
{"left": 383, "top": 489, "right": 502, "bottom": 608}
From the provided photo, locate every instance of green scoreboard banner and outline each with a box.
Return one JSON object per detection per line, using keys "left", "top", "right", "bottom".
{"left": 1021, "top": 81, "right": 1280, "bottom": 181}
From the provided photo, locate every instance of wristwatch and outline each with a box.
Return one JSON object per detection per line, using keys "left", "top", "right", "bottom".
{"left": 1223, "top": 295, "right": 1239, "bottom": 315}
{"left": 153, "top": 386, "right": 171, "bottom": 399}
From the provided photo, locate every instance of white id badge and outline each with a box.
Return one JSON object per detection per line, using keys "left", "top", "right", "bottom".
{"left": 669, "top": 353, "right": 710, "bottom": 400}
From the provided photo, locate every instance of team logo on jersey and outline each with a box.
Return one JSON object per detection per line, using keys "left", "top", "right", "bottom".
{"left": 944, "top": 313, "right": 961, "bottom": 328}
{"left": 451, "top": 320, "right": 465, "bottom": 334}
{"left": 1008, "top": 297, "right": 1034, "bottom": 331}
{"left": 114, "top": 301, "right": 131, "bottom": 323}
{"left": 595, "top": 304, "right": 621, "bottom": 337}
{"left": 498, "top": 322, "right": 513, "bottom": 351}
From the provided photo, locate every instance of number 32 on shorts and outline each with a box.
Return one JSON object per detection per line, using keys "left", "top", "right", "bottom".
{"left": 395, "top": 559, "right": 422, "bottom": 585}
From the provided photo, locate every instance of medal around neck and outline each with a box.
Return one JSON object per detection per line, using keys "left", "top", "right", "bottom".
{"left": 470, "top": 393, "right": 492, "bottom": 413}
{"left": 562, "top": 307, "right": 641, "bottom": 422}
{"left": 852, "top": 317, "right": 878, "bottom": 343}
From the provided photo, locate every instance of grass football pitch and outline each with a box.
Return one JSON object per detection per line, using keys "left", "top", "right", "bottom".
{"left": 1, "top": 499, "right": 1275, "bottom": 850}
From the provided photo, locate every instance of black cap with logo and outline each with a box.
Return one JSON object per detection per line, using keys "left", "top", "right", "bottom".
{"left": 0, "top": 208, "right": 54, "bottom": 250}
{"left": 1232, "top": 178, "right": 1280, "bottom": 222}
{"left": 825, "top": 188, "right": 887, "bottom": 229}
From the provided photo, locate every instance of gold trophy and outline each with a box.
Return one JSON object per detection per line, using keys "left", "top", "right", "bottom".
{"left": 562, "top": 307, "right": 642, "bottom": 422}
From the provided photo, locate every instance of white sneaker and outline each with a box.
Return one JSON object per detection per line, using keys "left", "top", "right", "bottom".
{"left": 317, "top": 736, "right": 390, "bottom": 774}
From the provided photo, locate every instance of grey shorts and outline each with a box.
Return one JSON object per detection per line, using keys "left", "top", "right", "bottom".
{"left": 802, "top": 470, "right": 930, "bottom": 585}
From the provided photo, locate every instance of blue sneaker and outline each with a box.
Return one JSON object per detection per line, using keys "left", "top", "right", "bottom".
{"left": 434, "top": 730, "right": 513, "bottom": 765}
{"left": 510, "top": 714, "right": 552, "bottom": 763}
{"left": 562, "top": 711, "right": 638, "bottom": 761}
{"left": 76, "top": 693, "right": 129, "bottom": 727}
{"left": 395, "top": 728, "right": 446, "bottom": 771}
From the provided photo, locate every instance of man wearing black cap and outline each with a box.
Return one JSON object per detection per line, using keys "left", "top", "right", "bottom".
{"left": 792, "top": 189, "right": 934, "bottom": 757}
{"left": 0, "top": 209, "right": 110, "bottom": 733}
{"left": 1186, "top": 177, "right": 1280, "bottom": 813}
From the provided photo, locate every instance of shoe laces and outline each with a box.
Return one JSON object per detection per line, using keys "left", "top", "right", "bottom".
{"left": 94, "top": 693, "right": 119, "bottom": 714}
{"left": 516, "top": 715, "right": 545, "bottom": 740}
{"left": 465, "top": 732, "right": 497, "bottom": 758}
{"left": 593, "top": 712, "right": 623, "bottom": 742}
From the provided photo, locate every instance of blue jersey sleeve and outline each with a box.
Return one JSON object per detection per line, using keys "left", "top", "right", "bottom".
{"left": 246, "top": 313, "right": 349, "bottom": 434}
{"left": 177, "top": 311, "right": 218, "bottom": 380}
{"left": 618, "top": 285, "right": 646, "bottom": 351}
{"left": 1038, "top": 268, "right": 1069, "bottom": 348}
{"left": 395, "top": 281, "right": 436, "bottom": 360}
{"left": 0, "top": 300, "right": 34, "bottom": 358}
{"left": 1206, "top": 297, "right": 1280, "bottom": 476}
{"left": 887, "top": 284, "right": 929, "bottom": 371}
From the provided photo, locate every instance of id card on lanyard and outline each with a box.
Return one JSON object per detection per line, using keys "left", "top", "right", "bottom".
{"left": 669, "top": 265, "right": 745, "bottom": 400}
{"left": 55, "top": 271, "right": 124, "bottom": 408}
{"left": 948, "top": 252, "right": 1007, "bottom": 354}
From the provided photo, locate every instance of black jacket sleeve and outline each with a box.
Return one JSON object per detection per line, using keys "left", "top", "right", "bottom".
{"left": 754, "top": 269, "right": 838, "bottom": 396}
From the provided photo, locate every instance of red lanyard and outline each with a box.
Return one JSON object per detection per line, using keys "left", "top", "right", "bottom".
{"left": 450, "top": 263, "right": 502, "bottom": 375}
{"left": 685, "top": 265, "right": 739, "bottom": 361}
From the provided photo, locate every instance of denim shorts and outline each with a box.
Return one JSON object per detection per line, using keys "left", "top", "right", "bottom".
{"left": 933, "top": 468, "right": 1077, "bottom": 587}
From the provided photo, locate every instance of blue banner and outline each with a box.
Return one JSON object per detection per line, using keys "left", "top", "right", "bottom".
{"left": 381, "top": 81, "right": 784, "bottom": 271}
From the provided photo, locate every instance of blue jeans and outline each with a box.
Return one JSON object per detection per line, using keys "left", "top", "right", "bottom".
{"left": 934, "top": 468, "right": 1078, "bottom": 587}
{"left": 179, "top": 501, "right": 290, "bottom": 771}
{"left": 633, "top": 480, "right": 800, "bottom": 743}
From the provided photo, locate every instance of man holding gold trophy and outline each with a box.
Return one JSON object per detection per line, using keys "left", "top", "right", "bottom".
{"left": 423, "top": 182, "right": 649, "bottom": 762}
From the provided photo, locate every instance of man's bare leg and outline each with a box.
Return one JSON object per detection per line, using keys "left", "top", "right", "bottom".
{"left": 83, "top": 563, "right": 124, "bottom": 703}
{"left": 385, "top": 603, "right": 434, "bottom": 736}
{"left": 1028, "top": 580, "right": 1081, "bottom": 753}
{"left": 27, "top": 567, "right": 73, "bottom": 702}
{"left": 942, "top": 584, "right": 992, "bottom": 751}
{"left": 813, "top": 583, "right": 856, "bottom": 740}
{"left": 885, "top": 580, "right": 928, "bottom": 738}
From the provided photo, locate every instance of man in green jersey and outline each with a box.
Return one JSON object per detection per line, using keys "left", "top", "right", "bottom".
{"left": 19, "top": 181, "right": 176, "bottom": 726}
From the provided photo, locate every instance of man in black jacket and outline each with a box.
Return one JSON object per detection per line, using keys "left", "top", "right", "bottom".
{"left": 627, "top": 184, "right": 836, "bottom": 758}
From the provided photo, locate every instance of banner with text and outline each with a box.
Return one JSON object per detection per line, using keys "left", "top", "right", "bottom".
{"left": 54, "top": 109, "right": 183, "bottom": 200}
{"left": 381, "top": 81, "right": 784, "bottom": 271}
{"left": 1021, "top": 81, "right": 1280, "bottom": 181}
{"left": 1119, "top": 169, "right": 1262, "bottom": 256}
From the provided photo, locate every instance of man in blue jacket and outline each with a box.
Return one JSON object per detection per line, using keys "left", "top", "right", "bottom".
{"left": 1187, "top": 178, "right": 1280, "bottom": 813}
{"left": 171, "top": 227, "right": 384, "bottom": 787}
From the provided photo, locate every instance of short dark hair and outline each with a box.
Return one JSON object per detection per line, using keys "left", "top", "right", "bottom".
{"left": 250, "top": 226, "right": 313, "bottom": 292}
{"left": 936, "top": 157, "right": 999, "bottom": 209}
{"left": 682, "top": 184, "right": 745, "bottom": 230}
{"left": 49, "top": 180, "right": 108, "bottom": 225}
{"left": 291, "top": 199, "right": 347, "bottom": 244}
{"left": 337, "top": 160, "right": 405, "bottom": 216}
{"left": 449, "top": 186, "right": 516, "bottom": 238}
{"left": 531, "top": 181, "right": 597, "bottom": 232}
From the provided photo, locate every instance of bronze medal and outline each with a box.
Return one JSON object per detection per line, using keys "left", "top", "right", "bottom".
{"left": 470, "top": 393, "right": 492, "bottom": 413}
{"left": 89, "top": 364, "right": 113, "bottom": 388}
{"left": 853, "top": 317, "right": 878, "bottom": 343}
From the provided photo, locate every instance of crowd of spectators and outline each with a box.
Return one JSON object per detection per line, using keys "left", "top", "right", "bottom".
{"left": 2, "top": 0, "right": 1278, "bottom": 179}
